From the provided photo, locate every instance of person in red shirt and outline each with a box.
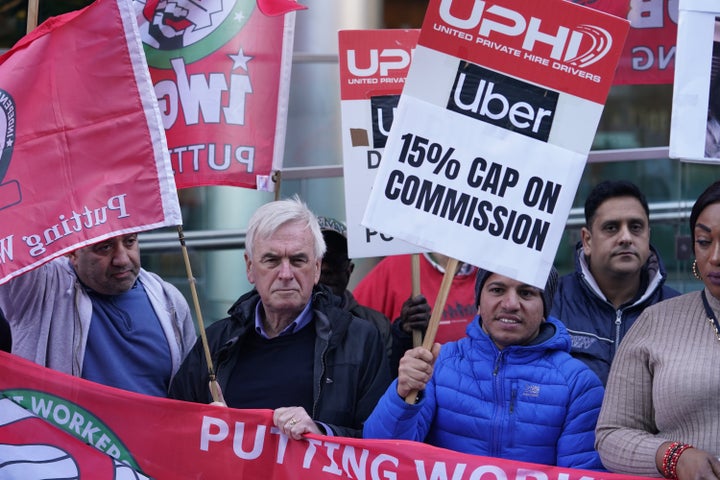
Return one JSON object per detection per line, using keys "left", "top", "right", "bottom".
{"left": 353, "top": 253, "right": 477, "bottom": 375}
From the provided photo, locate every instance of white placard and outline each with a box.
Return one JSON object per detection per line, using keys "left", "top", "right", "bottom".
{"left": 669, "top": 0, "right": 720, "bottom": 163}
{"left": 338, "top": 29, "right": 425, "bottom": 258}
{"left": 362, "top": 0, "right": 629, "bottom": 288}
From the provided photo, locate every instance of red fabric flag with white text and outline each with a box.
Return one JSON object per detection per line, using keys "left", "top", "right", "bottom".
{"left": 135, "top": 0, "right": 299, "bottom": 190}
{"left": 0, "top": 0, "right": 182, "bottom": 285}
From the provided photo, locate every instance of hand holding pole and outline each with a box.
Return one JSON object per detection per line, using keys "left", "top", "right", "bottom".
{"left": 404, "top": 258, "right": 458, "bottom": 404}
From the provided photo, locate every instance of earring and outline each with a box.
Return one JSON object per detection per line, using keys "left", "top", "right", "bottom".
{"left": 692, "top": 259, "right": 702, "bottom": 280}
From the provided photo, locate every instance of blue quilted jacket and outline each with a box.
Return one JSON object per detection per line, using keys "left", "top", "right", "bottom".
{"left": 363, "top": 316, "right": 604, "bottom": 470}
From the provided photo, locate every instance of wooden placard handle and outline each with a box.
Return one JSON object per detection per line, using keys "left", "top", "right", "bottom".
{"left": 411, "top": 254, "right": 422, "bottom": 347}
{"left": 27, "top": 0, "right": 39, "bottom": 33}
{"left": 404, "top": 258, "right": 458, "bottom": 405}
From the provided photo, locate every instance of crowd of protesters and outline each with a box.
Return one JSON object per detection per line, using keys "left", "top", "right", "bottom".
{"left": 3, "top": 180, "right": 720, "bottom": 478}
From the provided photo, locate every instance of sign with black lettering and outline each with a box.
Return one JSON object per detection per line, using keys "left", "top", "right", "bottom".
{"left": 669, "top": 0, "right": 720, "bottom": 164}
{"left": 362, "top": 0, "right": 629, "bottom": 288}
{"left": 338, "top": 29, "right": 424, "bottom": 258}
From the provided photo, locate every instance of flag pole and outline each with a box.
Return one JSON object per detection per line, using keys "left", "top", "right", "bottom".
{"left": 411, "top": 254, "right": 423, "bottom": 347}
{"left": 404, "top": 257, "right": 458, "bottom": 405}
{"left": 272, "top": 170, "right": 282, "bottom": 201}
{"left": 176, "top": 226, "right": 223, "bottom": 404}
{"left": 26, "top": 0, "right": 39, "bottom": 32}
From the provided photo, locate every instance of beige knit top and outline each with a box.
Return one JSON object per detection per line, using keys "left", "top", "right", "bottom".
{"left": 595, "top": 289, "right": 720, "bottom": 476}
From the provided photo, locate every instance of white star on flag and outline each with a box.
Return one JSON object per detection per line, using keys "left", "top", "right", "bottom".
{"left": 229, "top": 48, "right": 253, "bottom": 71}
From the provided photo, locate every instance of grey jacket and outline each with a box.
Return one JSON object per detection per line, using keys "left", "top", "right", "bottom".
{"left": 0, "top": 257, "right": 196, "bottom": 380}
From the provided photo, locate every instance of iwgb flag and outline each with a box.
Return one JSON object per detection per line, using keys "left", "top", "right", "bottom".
{"left": 135, "top": 0, "right": 299, "bottom": 190}
{"left": 0, "top": 351, "right": 651, "bottom": 480}
{"left": 0, "top": 0, "right": 182, "bottom": 285}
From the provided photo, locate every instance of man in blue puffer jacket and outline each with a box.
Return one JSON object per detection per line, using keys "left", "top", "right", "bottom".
{"left": 363, "top": 267, "right": 604, "bottom": 470}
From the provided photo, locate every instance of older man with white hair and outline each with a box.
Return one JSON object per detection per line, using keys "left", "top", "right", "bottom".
{"left": 169, "top": 197, "right": 390, "bottom": 439}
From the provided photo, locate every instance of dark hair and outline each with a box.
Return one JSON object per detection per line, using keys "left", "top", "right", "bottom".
{"left": 322, "top": 230, "right": 349, "bottom": 261}
{"left": 584, "top": 180, "right": 649, "bottom": 227}
{"left": 690, "top": 180, "right": 720, "bottom": 246}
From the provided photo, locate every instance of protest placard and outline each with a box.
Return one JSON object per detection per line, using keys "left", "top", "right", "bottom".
{"left": 338, "top": 29, "right": 425, "bottom": 257}
{"left": 617, "top": 0, "right": 677, "bottom": 85}
{"left": 669, "top": 0, "right": 720, "bottom": 163}
{"left": 363, "top": 0, "right": 629, "bottom": 288}
{"left": 576, "top": 0, "right": 676, "bottom": 85}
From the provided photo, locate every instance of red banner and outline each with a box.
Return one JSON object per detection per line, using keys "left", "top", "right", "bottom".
{"left": 0, "top": 400, "right": 149, "bottom": 478}
{"left": 0, "top": 0, "right": 181, "bottom": 285}
{"left": 0, "top": 351, "right": 653, "bottom": 479}
{"left": 135, "top": 0, "right": 296, "bottom": 190}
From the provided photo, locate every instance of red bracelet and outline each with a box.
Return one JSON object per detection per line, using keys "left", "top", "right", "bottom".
{"left": 669, "top": 444, "right": 693, "bottom": 479}
{"left": 661, "top": 441, "right": 679, "bottom": 477}
{"left": 662, "top": 442, "right": 693, "bottom": 479}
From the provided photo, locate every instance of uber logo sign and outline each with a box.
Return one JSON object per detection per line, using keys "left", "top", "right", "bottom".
{"left": 447, "top": 62, "right": 557, "bottom": 142}
{"left": 371, "top": 95, "right": 399, "bottom": 149}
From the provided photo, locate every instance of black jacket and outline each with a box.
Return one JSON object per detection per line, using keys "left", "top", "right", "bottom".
{"left": 169, "top": 284, "right": 391, "bottom": 438}
{"left": 550, "top": 242, "right": 680, "bottom": 385}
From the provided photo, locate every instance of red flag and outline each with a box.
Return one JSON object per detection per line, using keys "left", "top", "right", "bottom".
{"left": 567, "top": 0, "right": 630, "bottom": 18}
{"left": 135, "top": 0, "right": 298, "bottom": 190}
{"left": 257, "top": 0, "right": 308, "bottom": 16}
{"left": 0, "top": 0, "right": 181, "bottom": 284}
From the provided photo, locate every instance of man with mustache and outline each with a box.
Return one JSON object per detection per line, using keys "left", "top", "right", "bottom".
{"left": 0, "top": 233, "right": 196, "bottom": 397}
{"left": 550, "top": 180, "right": 679, "bottom": 385}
